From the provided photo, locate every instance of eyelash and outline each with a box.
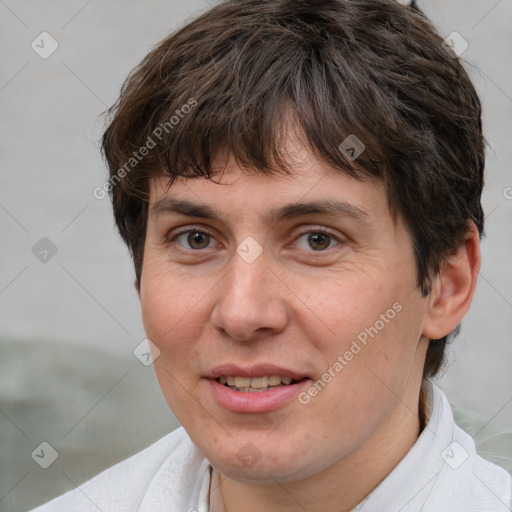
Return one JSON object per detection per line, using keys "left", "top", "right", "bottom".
{"left": 168, "top": 225, "right": 342, "bottom": 253}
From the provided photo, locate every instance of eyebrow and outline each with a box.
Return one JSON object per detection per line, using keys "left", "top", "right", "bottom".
{"left": 151, "top": 198, "right": 369, "bottom": 224}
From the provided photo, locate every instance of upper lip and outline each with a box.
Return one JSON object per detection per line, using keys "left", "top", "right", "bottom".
{"left": 208, "top": 363, "right": 310, "bottom": 380}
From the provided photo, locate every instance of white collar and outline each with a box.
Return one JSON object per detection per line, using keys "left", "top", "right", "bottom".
{"left": 354, "top": 380, "right": 452, "bottom": 510}
{"left": 199, "top": 382, "right": 511, "bottom": 511}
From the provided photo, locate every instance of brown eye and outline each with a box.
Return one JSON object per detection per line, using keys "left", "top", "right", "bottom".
{"left": 174, "top": 230, "right": 215, "bottom": 250}
{"left": 306, "top": 232, "right": 332, "bottom": 251}
{"left": 187, "top": 231, "right": 211, "bottom": 249}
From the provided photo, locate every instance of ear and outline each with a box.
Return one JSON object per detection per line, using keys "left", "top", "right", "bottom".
{"left": 422, "top": 223, "right": 481, "bottom": 340}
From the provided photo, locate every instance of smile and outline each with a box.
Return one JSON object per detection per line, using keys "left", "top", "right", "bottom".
{"left": 217, "top": 375, "right": 303, "bottom": 392}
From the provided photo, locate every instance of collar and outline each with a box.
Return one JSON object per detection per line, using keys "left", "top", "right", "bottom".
{"left": 201, "top": 382, "right": 445, "bottom": 512}
{"left": 196, "top": 382, "right": 511, "bottom": 511}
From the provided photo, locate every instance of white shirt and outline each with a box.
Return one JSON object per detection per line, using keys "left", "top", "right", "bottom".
{"left": 29, "top": 384, "right": 511, "bottom": 511}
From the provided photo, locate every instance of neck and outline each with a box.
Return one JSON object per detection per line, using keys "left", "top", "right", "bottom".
{"left": 217, "top": 383, "right": 426, "bottom": 512}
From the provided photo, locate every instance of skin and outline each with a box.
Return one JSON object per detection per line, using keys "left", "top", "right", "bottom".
{"left": 139, "top": 135, "right": 480, "bottom": 512}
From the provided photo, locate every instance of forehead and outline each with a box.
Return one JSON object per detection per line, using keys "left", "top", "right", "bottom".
{"left": 148, "top": 162, "right": 388, "bottom": 225}
{"left": 149, "top": 122, "right": 396, "bottom": 233}
{"left": 150, "top": 131, "right": 386, "bottom": 208}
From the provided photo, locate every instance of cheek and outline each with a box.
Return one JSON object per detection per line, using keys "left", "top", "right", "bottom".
{"left": 290, "top": 274, "right": 389, "bottom": 352}
{"left": 139, "top": 260, "right": 210, "bottom": 365}
{"left": 293, "top": 269, "right": 424, "bottom": 391}
{"left": 139, "top": 267, "right": 214, "bottom": 423}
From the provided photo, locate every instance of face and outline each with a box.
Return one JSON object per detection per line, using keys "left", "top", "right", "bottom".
{"left": 140, "top": 140, "right": 431, "bottom": 484}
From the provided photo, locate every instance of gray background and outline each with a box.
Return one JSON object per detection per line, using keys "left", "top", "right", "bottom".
{"left": 1, "top": 1, "right": 511, "bottom": 510}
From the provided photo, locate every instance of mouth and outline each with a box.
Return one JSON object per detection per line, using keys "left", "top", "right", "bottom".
{"left": 216, "top": 375, "right": 307, "bottom": 392}
{"left": 208, "top": 364, "right": 311, "bottom": 412}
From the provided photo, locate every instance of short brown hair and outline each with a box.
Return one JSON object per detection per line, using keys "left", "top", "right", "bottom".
{"left": 101, "top": 0, "right": 485, "bottom": 379}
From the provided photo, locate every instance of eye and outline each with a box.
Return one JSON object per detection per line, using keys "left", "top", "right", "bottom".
{"left": 174, "top": 230, "right": 216, "bottom": 250}
{"left": 295, "top": 231, "right": 339, "bottom": 251}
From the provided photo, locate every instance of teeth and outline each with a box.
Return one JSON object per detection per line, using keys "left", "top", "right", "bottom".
{"left": 234, "top": 376, "right": 251, "bottom": 388}
{"left": 250, "top": 376, "right": 268, "bottom": 389}
{"left": 268, "top": 375, "right": 282, "bottom": 386}
{"left": 218, "top": 375, "right": 298, "bottom": 390}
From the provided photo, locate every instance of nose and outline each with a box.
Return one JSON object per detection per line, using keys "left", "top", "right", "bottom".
{"left": 210, "top": 251, "right": 288, "bottom": 342}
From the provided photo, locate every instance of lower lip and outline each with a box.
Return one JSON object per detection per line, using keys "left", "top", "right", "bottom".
{"left": 208, "top": 378, "right": 311, "bottom": 413}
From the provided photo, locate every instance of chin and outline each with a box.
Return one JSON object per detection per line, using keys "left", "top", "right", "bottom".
{"left": 203, "top": 436, "right": 335, "bottom": 484}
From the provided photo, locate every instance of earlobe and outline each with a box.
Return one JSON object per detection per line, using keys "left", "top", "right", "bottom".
{"left": 422, "top": 223, "right": 481, "bottom": 340}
